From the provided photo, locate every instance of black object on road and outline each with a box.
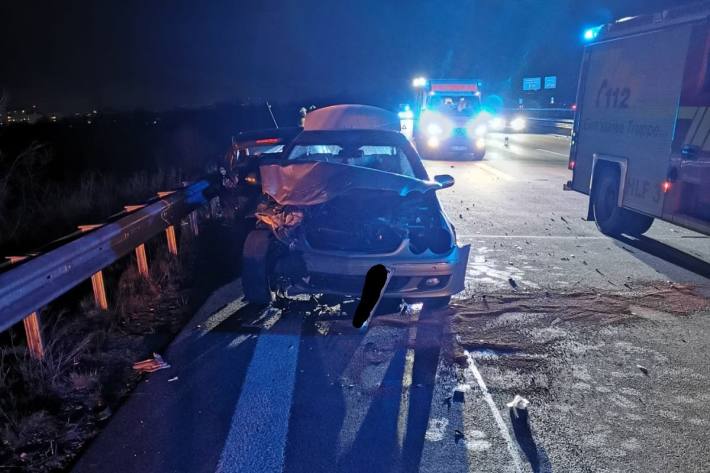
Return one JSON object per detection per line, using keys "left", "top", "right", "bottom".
{"left": 353, "top": 264, "right": 391, "bottom": 328}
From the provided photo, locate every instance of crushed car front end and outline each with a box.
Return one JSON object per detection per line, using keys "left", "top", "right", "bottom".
{"left": 247, "top": 123, "right": 470, "bottom": 304}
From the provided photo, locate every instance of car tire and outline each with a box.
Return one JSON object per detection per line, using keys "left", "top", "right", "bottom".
{"left": 593, "top": 170, "right": 654, "bottom": 236}
{"left": 241, "top": 229, "right": 274, "bottom": 304}
{"left": 424, "top": 296, "right": 451, "bottom": 310}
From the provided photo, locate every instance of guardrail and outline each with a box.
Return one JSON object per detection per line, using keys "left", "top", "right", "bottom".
{"left": 0, "top": 178, "right": 216, "bottom": 359}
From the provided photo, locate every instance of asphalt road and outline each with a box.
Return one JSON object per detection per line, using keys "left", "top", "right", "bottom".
{"left": 73, "top": 133, "right": 710, "bottom": 473}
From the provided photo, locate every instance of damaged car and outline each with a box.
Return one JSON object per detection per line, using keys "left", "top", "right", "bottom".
{"left": 220, "top": 126, "right": 302, "bottom": 219}
{"left": 241, "top": 105, "right": 470, "bottom": 309}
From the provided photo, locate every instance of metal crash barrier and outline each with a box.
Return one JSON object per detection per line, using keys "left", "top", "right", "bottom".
{"left": 0, "top": 179, "right": 216, "bottom": 359}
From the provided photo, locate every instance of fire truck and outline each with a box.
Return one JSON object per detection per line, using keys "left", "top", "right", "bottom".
{"left": 410, "top": 78, "right": 488, "bottom": 160}
{"left": 567, "top": 3, "right": 710, "bottom": 237}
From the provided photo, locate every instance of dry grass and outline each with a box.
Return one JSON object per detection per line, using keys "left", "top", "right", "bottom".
{"left": 0, "top": 143, "right": 182, "bottom": 253}
{"left": 0, "top": 238, "right": 193, "bottom": 472}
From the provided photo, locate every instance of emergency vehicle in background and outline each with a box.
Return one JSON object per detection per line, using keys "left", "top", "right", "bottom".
{"left": 567, "top": 2, "right": 710, "bottom": 237}
{"left": 408, "top": 78, "right": 488, "bottom": 160}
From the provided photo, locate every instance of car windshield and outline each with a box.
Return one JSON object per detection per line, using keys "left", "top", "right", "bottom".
{"left": 428, "top": 95, "right": 482, "bottom": 116}
{"left": 287, "top": 143, "right": 416, "bottom": 177}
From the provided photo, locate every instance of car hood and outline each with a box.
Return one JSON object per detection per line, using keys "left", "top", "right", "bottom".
{"left": 259, "top": 161, "right": 443, "bottom": 206}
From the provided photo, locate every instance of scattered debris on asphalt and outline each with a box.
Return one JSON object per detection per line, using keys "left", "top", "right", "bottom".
{"left": 507, "top": 394, "right": 530, "bottom": 416}
{"left": 508, "top": 277, "right": 518, "bottom": 289}
{"left": 133, "top": 353, "right": 171, "bottom": 373}
{"left": 168, "top": 376, "right": 179, "bottom": 382}
{"left": 637, "top": 364, "right": 649, "bottom": 376}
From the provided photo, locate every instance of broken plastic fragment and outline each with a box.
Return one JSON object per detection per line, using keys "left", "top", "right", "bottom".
{"left": 506, "top": 394, "right": 530, "bottom": 411}
{"left": 133, "top": 353, "right": 171, "bottom": 373}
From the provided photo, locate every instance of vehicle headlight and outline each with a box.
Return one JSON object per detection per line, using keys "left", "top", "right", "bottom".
{"left": 490, "top": 117, "right": 506, "bottom": 130}
{"left": 510, "top": 117, "right": 526, "bottom": 131}
{"left": 427, "top": 123, "right": 443, "bottom": 136}
{"left": 427, "top": 136, "right": 440, "bottom": 148}
{"left": 475, "top": 138, "right": 485, "bottom": 150}
{"left": 474, "top": 124, "right": 487, "bottom": 136}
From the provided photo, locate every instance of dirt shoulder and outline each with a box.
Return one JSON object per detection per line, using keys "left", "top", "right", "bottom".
{"left": 0, "top": 221, "right": 240, "bottom": 472}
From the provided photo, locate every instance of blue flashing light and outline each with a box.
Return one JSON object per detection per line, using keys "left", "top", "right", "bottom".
{"left": 583, "top": 25, "right": 603, "bottom": 42}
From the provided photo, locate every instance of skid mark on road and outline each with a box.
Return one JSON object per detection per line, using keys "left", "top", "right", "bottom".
{"left": 217, "top": 314, "right": 300, "bottom": 473}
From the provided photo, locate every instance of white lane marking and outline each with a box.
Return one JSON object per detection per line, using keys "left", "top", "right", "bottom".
{"left": 464, "top": 351, "right": 524, "bottom": 473}
{"left": 200, "top": 299, "right": 246, "bottom": 335}
{"left": 476, "top": 162, "right": 516, "bottom": 182}
{"left": 535, "top": 148, "right": 568, "bottom": 158}
{"left": 216, "top": 315, "right": 300, "bottom": 473}
{"left": 396, "top": 310, "right": 419, "bottom": 448}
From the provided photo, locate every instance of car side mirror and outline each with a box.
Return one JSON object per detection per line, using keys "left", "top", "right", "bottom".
{"left": 433, "top": 174, "right": 455, "bottom": 189}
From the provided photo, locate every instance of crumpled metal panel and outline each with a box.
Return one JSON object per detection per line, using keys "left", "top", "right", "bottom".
{"left": 259, "top": 161, "right": 442, "bottom": 206}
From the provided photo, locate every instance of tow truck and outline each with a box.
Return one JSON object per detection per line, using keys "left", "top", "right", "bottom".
{"left": 409, "top": 78, "right": 488, "bottom": 160}
{"left": 567, "top": 3, "right": 710, "bottom": 237}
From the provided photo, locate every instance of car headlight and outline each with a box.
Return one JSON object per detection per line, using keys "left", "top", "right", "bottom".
{"left": 427, "top": 123, "right": 443, "bottom": 136}
{"left": 474, "top": 124, "right": 487, "bottom": 136}
{"left": 427, "top": 136, "right": 440, "bottom": 148}
{"left": 510, "top": 117, "right": 526, "bottom": 131}
{"left": 475, "top": 138, "right": 485, "bottom": 150}
{"left": 490, "top": 117, "right": 506, "bottom": 131}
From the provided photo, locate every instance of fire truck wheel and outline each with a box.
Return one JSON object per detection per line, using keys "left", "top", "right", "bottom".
{"left": 241, "top": 229, "right": 274, "bottom": 304}
{"left": 593, "top": 171, "right": 654, "bottom": 236}
{"left": 625, "top": 212, "right": 654, "bottom": 236}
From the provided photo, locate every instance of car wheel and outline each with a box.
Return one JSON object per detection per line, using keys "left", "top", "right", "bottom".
{"left": 593, "top": 170, "right": 654, "bottom": 236}
{"left": 241, "top": 229, "right": 274, "bottom": 304}
{"left": 424, "top": 296, "right": 451, "bottom": 310}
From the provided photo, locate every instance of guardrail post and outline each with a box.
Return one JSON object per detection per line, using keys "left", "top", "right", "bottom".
{"left": 22, "top": 312, "right": 44, "bottom": 359}
{"left": 188, "top": 211, "right": 199, "bottom": 237}
{"left": 91, "top": 271, "right": 109, "bottom": 310}
{"left": 135, "top": 243, "right": 149, "bottom": 277}
{"left": 165, "top": 226, "right": 178, "bottom": 255}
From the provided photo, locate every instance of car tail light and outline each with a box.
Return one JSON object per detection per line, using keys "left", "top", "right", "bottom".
{"left": 255, "top": 138, "right": 280, "bottom": 145}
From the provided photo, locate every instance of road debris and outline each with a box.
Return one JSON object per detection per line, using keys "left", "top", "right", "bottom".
{"left": 168, "top": 376, "right": 179, "bottom": 382}
{"left": 508, "top": 277, "right": 518, "bottom": 289}
{"left": 507, "top": 395, "right": 530, "bottom": 417}
{"left": 637, "top": 364, "right": 649, "bottom": 376}
{"left": 132, "top": 353, "right": 171, "bottom": 373}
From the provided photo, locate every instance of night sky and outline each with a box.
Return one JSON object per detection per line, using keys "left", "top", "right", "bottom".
{"left": 0, "top": 0, "right": 697, "bottom": 112}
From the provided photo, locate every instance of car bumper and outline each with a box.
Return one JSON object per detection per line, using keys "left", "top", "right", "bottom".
{"left": 287, "top": 243, "right": 470, "bottom": 299}
{"left": 422, "top": 136, "right": 485, "bottom": 156}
